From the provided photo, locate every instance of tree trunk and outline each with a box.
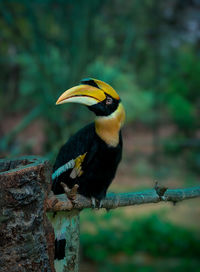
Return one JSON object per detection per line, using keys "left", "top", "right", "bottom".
{"left": 0, "top": 156, "right": 55, "bottom": 272}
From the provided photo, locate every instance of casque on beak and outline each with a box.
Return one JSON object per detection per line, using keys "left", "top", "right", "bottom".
{"left": 56, "top": 84, "right": 106, "bottom": 106}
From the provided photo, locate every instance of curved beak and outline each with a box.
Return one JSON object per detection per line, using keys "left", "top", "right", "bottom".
{"left": 56, "top": 85, "right": 106, "bottom": 106}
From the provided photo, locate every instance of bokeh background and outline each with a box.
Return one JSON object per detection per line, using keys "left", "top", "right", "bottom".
{"left": 0, "top": 0, "right": 200, "bottom": 271}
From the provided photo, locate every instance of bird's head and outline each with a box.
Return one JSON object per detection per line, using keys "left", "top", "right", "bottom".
{"left": 56, "top": 78, "right": 121, "bottom": 116}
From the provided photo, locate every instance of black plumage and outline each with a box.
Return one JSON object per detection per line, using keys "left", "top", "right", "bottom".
{"left": 54, "top": 238, "right": 66, "bottom": 260}
{"left": 52, "top": 78, "right": 125, "bottom": 263}
{"left": 52, "top": 123, "right": 122, "bottom": 200}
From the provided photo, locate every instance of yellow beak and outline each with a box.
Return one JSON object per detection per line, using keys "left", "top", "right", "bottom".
{"left": 56, "top": 84, "right": 106, "bottom": 106}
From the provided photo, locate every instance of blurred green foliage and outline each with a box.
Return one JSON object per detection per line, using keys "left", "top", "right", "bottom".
{"left": 81, "top": 211, "right": 200, "bottom": 260}
{"left": 80, "top": 210, "right": 200, "bottom": 271}
{"left": 0, "top": 1, "right": 199, "bottom": 271}
{"left": 165, "top": 50, "right": 199, "bottom": 131}
{"left": 0, "top": 0, "right": 199, "bottom": 169}
{"left": 163, "top": 49, "right": 200, "bottom": 171}
{"left": 98, "top": 260, "right": 200, "bottom": 272}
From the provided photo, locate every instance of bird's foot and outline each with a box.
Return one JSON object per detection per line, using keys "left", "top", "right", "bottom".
{"left": 91, "top": 197, "right": 95, "bottom": 208}
{"left": 60, "top": 182, "right": 79, "bottom": 203}
{"left": 99, "top": 199, "right": 104, "bottom": 208}
{"left": 91, "top": 197, "right": 104, "bottom": 209}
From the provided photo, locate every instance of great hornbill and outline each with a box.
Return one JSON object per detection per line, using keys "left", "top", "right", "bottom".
{"left": 52, "top": 78, "right": 125, "bottom": 203}
{"left": 51, "top": 78, "right": 125, "bottom": 264}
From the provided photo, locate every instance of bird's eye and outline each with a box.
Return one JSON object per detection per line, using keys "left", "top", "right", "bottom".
{"left": 106, "top": 96, "right": 113, "bottom": 105}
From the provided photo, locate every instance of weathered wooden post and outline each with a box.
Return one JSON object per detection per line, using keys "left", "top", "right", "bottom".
{"left": 0, "top": 156, "right": 80, "bottom": 272}
{"left": 0, "top": 156, "right": 55, "bottom": 272}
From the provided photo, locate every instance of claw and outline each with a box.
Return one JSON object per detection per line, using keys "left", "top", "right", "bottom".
{"left": 91, "top": 197, "right": 97, "bottom": 209}
{"left": 91, "top": 197, "right": 104, "bottom": 209}
{"left": 99, "top": 199, "right": 103, "bottom": 208}
{"left": 60, "top": 182, "right": 79, "bottom": 202}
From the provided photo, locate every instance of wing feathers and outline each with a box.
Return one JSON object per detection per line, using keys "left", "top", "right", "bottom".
{"left": 52, "top": 159, "right": 75, "bottom": 180}
{"left": 52, "top": 152, "right": 87, "bottom": 181}
{"left": 70, "top": 152, "right": 87, "bottom": 179}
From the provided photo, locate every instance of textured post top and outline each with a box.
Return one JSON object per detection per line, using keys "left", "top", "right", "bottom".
{"left": 0, "top": 155, "right": 50, "bottom": 177}
{"left": 0, "top": 156, "right": 52, "bottom": 200}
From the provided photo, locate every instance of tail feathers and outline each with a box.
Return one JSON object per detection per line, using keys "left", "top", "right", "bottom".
{"left": 48, "top": 212, "right": 69, "bottom": 261}
{"left": 55, "top": 236, "right": 66, "bottom": 260}
{"left": 47, "top": 211, "right": 80, "bottom": 272}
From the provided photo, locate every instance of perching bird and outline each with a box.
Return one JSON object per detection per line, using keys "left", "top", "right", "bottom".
{"left": 52, "top": 78, "right": 125, "bottom": 204}
{"left": 51, "top": 78, "right": 125, "bottom": 266}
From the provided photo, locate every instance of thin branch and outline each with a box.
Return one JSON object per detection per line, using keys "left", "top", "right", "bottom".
{"left": 46, "top": 186, "right": 200, "bottom": 212}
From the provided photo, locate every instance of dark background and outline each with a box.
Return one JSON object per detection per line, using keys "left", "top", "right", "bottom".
{"left": 0, "top": 1, "right": 200, "bottom": 271}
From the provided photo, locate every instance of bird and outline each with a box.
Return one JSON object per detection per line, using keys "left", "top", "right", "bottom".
{"left": 52, "top": 78, "right": 125, "bottom": 205}
{"left": 51, "top": 78, "right": 125, "bottom": 265}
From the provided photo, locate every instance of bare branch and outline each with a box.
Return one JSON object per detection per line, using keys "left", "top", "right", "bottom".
{"left": 154, "top": 181, "right": 167, "bottom": 198}
{"left": 46, "top": 186, "right": 200, "bottom": 212}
